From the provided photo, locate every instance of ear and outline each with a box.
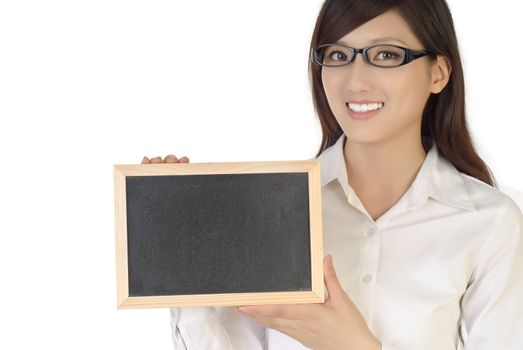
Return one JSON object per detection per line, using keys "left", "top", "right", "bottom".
{"left": 429, "top": 55, "right": 452, "bottom": 94}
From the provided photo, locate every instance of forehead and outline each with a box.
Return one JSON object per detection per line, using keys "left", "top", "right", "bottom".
{"left": 335, "top": 9, "right": 422, "bottom": 48}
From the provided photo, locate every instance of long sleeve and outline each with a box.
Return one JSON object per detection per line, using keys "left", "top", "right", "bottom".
{"left": 170, "top": 306, "right": 265, "bottom": 350}
{"left": 460, "top": 197, "right": 523, "bottom": 349}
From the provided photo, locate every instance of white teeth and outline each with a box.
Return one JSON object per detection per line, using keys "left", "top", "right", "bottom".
{"left": 348, "top": 102, "right": 384, "bottom": 112}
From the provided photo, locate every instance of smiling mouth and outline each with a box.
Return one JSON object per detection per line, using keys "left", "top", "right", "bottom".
{"left": 346, "top": 102, "right": 385, "bottom": 113}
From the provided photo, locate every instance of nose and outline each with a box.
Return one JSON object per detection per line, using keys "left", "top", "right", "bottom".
{"left": 343, "top": 53, "right": 372, "bottom": 92}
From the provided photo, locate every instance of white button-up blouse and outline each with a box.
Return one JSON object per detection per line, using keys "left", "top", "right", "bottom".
{"left": 170, "top": 133, "right": 523, "bottom": 350}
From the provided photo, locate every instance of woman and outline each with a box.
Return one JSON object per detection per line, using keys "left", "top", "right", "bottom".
{"left": 142, "top": 0, "right": 523, "bottom": 349}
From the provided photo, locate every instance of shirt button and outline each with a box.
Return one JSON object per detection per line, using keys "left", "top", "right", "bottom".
{"left": 365, "top": 228, "right": 376, "bottom": 237}
{"left": 361, "top": 274, "right": 372, "bottom": 283}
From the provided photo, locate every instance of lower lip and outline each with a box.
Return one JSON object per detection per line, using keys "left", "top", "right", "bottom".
{"left": 347, "top": 105, "right": 383, "bottom": 120}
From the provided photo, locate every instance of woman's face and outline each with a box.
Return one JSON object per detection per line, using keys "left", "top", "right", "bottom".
{"left": 321, "top": 9, "right": 449, "bottom": 145}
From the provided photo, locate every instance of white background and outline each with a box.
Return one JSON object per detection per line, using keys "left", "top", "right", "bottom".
{"left": 0, "top": 1, "right": 521, "bottom": 349}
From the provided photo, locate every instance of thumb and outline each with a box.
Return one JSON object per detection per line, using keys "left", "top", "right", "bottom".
{"left": 324, "top": 254, "right": 344, "bottom": 302}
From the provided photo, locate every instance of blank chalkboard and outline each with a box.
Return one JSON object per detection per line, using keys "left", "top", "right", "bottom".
{"left": 114, "top": 160, "right": 324, "bottom": 309}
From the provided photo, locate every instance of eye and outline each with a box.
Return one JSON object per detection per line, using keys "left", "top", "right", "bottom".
{"left": 328, "top": 50, "right": 348, "bottom": 61}
{"left": 374, "top": 51, "right": 399, "bottom": 60}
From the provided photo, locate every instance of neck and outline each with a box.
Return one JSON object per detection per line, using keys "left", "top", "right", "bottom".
{"left": 343, "top": 133, "right": 427, "bottom": 207}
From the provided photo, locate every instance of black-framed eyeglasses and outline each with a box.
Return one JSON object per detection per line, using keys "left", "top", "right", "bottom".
{"left": 311, "top": 43, "right": 438, "bottom": 68}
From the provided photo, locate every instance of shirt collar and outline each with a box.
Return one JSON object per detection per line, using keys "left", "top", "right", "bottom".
{"left": 318, "top": 134, "right": 476, "bottom": 211}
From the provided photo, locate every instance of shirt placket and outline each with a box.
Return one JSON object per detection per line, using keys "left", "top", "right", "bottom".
{"left": 357, "top": 222, "right": 381, "bottom": 324}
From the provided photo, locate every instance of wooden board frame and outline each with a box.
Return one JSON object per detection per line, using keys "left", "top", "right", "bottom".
{"left": 114, "top": 160, "right": 324, "bottom": 309}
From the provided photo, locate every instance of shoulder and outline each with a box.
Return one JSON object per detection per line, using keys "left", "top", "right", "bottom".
{"left": 460, "top": 172, "right": 522, "bottom": 219}
{"left": 458, "top": 173, "right": 522, "bottom": 251}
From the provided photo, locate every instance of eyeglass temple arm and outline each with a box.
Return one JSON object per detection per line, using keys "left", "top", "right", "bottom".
{"left": 411, "top": 49, "right": 437, "bottom": 58}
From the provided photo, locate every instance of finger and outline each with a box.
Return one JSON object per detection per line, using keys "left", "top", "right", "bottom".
{"left": 141, "top": 156, "right": 150, "bottom": 164}
{"left": 237, "top": 303, "right": 318, "bottom": 320}
{"left": 237, "top": 305, "right": 283, "bottom": 318}
{"left": 164, "top": 155, "right": 178, "bottom": 163}
{"left": 150, "top": 156, "right": 163, "bottom": 164}
{"left": 179, "top": 156, "right": 190, "bottom": 163}
{"left": 324, "top": 254, "right": 344, "bottom": 302}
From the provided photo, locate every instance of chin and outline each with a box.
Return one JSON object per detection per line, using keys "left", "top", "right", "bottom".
{"left": 341, "top": 127, "right": 386, "bottom": 145}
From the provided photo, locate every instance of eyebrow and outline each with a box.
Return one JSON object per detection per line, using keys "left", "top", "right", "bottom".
{"left": 335, "top": 37, "right": 409, "bottom": 46}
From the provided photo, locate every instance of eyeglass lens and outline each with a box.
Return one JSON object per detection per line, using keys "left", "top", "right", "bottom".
{"left": 316, "top": 45, "right": 406, "bottom": 67}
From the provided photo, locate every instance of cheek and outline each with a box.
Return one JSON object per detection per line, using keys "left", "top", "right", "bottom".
{"left": 321, "top": 71, "right": 340, "bottom": 106}
{"left": 386, "top": 69, "right": 432, "bottom": 118}
{"left": 321, "top": 70, "right": 352, "bottom": 116}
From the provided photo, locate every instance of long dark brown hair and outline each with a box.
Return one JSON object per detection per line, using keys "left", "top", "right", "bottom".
{"left": 308, "top": 0, "right": 496, "bottom": 187}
